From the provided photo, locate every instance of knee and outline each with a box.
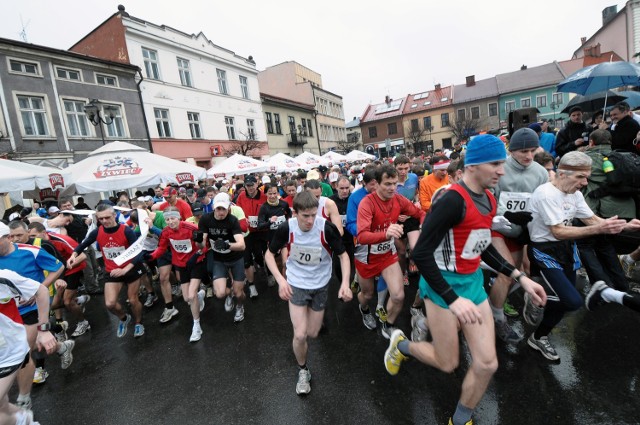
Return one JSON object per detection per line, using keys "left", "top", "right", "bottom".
{"left": 389, "top": 291, "right": 404, "bottom": 304}
{"left": 233, "top": 287, "right": 244, "bottom": 298}
{"left": 105, "top": 299, "right": 118, "bottom": 310}
{"left": 214, "top": 287, "right": 226, "bottom": 299}
{"left": 63, "top": 297, "right": 74, "bottom": 308}
{"left": 565, "top": 294, "right": 583, "bottom": 311}
{"left": 293, "top": 332, "right": 307, "bottom": 344}
{"left": 438, "top": 358, "right": 460, "bottom": 374}
{"left": 473, "top": 357, "right": 498, "bottom": 377}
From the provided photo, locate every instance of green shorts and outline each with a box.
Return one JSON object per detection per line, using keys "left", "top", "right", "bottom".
{"left": 419, "top": 268, "right": 487, "bottom": 309}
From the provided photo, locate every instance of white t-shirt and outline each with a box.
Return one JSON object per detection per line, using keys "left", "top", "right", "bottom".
{"left": 528, "top": 182, "right": 593, "bottom": 243}
{"left": 0, "top": 269, "right": 40, "bottom": 368}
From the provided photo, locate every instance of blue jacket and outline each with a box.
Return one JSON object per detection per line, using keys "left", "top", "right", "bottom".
{"left": 346, "top": 187, "right": 369, "bottom": 238}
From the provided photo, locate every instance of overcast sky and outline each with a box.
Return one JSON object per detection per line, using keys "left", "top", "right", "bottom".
{"left": 0, "top": 0, "right": 627, "bottom": 121}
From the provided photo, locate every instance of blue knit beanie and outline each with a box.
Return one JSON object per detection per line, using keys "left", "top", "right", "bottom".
{"left": 464, "top": 135, "right": 507, "bottom": 166}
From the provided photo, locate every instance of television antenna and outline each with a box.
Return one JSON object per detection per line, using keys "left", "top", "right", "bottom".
{"left": 19, "top": 15, "right": 30, "bottom": 43}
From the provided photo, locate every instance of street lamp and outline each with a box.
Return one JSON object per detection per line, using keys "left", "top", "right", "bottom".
{"left": 550, "top": 101, "right": 558, "bottom": 125}
{"left": 84, "top": 99, "right": 117, "bottom": 145}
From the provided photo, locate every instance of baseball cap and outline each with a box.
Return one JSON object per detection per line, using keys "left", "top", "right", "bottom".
{"left": 245, "top": 175, "right": 257, "bottom": 185}
{"left": 307, "top": 170, "right": 320, "bottom": 181}
{"left": 186, "top": 188, "right": 195, "bottom": 196}
{"left": 261, "top": 175, "right": 271, "bottom": 185}
{"left": 8, "top": 212, "right": 20, "bottom": 221}
{"left": 196, "top": 188, "right": 207, "bottom": 199}
{"left": 163, "top": 187, "right": 178, "bottom": 197}
{"left": 48, "top": 206, "right": 60, "bottom": 215}
{"left": 213, "top": 192, "right": 231, "bottom": 209}
{"left": 318, "top": 165, "right": 328, "bottom": 173}
{"left": 0, "top": 222, "right": 9, "bottom": 237}
{"left": 178, "top": 187, "right": 187, "bottom": 194}
{"left": 191, "top": 202, "right": 204, "bottom": 215}
{"left": 329, "top": 172, "right": 339, "bottom": 182}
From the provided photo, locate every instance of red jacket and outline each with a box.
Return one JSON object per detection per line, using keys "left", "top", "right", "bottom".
{"left": 235, "top": 190, "right": 266, "bottom": 233}
{"left": 151, "top": 221, "right": 206, "bottom": 268}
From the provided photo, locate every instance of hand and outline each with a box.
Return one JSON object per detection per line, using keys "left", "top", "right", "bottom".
{"left": 110, "top": 268, "right": 126, "bottom": 278}
{"left": 143, "top": 217, "right": 153, "bottom": 225}
{"left": 397, "top": 214, "right": 409, "bottom": 223}
{"left": 143, "top": 252, "right": 153, "bottom": 262}
{"left": 624, "top": 218, "right": 640, "bottom": 231}
{"left": 192, "top": 230, "right": 204, "bottom": 243}
{"left": 214, "top": 239, "right": 231, "bottom": 251}
{"left": 277, "top": 278, "right": 293, "bottom": 301}
{"left": 36, "top": 331, "right": 57, "bottom": 355}
{"left": 491, "top": 216, "right": 512, "bottom": 231}
{"left": 54, "top": 279, "right": 67, "bottom": 291}
{"left": 270, "top": 216, "right": 278, "bottom": 223}
{"left": 503, "top": 211, "right": 532, "bottom": 226}
{"left": 67, "top": 253, "right": 78, "bottom": 269}
{"left": 599, "top": 216, "right": 626, "bottom": 235}
{"left": 574, "top": 138, "right": 584, "bottom": 146}
{"left": 338, "top": 283, "right": 353, "bottom": 302}
{"left": 385, "top": 223, "right": 404, "bottom": 239}
{"left": 19, "top": 296, "right": 36, "bottom": 306}
{"left": 448, "top": 297, "right": 483, "bottom": 325}
{"left": 520, "top": 276, "right": 547, "bottom": 307}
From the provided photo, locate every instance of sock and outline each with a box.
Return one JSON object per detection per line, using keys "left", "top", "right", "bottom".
{"left": 452, "top": 401, "right": 474, "bottom": 425}
{"left": 298, "top": 363, "right": 308, "bottom": 370}
{"left": 247, "top": 281, "right": 254, "bottom": 286}
{"left": 386, "top": 321, "right": 395, "bottom": 328}
{"left": 397, "top": 340, "right": 411, "bottom": 356}
{"left": 166, "top": 302, "right": 174, "bottom": 310}
{"left": 17, "top": 393, "right": 30, "bottom": 402}
{"left": 417, "top": 318, "right": 429, "bottom": 332}
{"left": 534, "top": 324, "right": 552, "bottom": 340}
{"left": 377, "top": 289, "right": 388, "bottom": 308}
{"left": 601, "top": 288, "right": 623, "bottom": 304}
{"left": 193, "top": 319, "right": 200, "bottom": 325}
{"left": 490, "top": 302, "right": 505, "bottom": 323}
{"left": 360, "top": 305, "right": 370, "bottom": 313}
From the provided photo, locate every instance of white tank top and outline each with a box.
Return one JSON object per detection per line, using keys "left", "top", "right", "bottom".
{"left": 316, "top": 196, "right": 329, "bottom": 219}
{"left": 286, "top": 216, "right": 333, "bottom": 290}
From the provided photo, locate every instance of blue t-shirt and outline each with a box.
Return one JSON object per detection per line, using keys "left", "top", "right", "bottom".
{"left": 396, "top": 173, "right": 419, "bottom": 201}
{"left": 540, "top": 133, "right": 556, "bottom": 158}
{"left": 0, "top": 243, "right": 62, "bottom": 315}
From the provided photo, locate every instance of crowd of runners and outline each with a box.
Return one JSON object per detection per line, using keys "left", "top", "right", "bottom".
{"left": 3, "top": 113, "right": 640, "bottom": 424}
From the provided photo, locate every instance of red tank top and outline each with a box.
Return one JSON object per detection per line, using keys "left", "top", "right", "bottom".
{"left": 97, "top": 225, "right": 131, "bottom": 272}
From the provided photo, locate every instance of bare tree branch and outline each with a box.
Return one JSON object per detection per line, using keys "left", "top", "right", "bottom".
{"left": 447, "top": 114, "right": 483, "bottom": 143}
{"left": 223, "top": 132, "right": 264, "bottom": 157}
{"left": 335, "top": 132, "right": 361, "bottom": 153}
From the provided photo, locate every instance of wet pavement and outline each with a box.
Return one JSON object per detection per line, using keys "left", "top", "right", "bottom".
{"left": 15, "top": 273, "right": 640, "bottom": 425}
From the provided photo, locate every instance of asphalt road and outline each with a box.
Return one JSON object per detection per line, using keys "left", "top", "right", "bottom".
{"left": 14, "top": 273, "right": 640, "bottom": 425}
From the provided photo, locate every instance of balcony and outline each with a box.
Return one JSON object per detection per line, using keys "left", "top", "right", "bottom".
{"left": 287, "top": 131, "right": 307, "bottom": 146}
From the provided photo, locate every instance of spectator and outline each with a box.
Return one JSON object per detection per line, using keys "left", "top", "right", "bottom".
{"left": 555, "top": 106, "right": 589, "bottom": 158}
{"left": 608, "top": 101, "right": 640, "bottom": 152}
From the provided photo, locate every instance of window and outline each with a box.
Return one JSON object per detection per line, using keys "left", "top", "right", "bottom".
{"left": 217, "top": 69, "right": 228, "bottom": 95}
{"left": 225, "top": 116, "right": 235, "bottom": 140}
{"left": 536, "top": 95, "right": 547, "bottom": 108}
{"left": 521, "top": 97, "right": 531, "bottom": 108}
{"left": 552, "top": 93, "right": 563, "bottom": 105}
{"left": 239, "top": 76, "right": 249, "bottom": 99}
{"left": 441, "top": 113, "right": 450, "bottom": 127}
{"left": 423, "top": 116, "right": 432, "bottom": 130}
{"left": 457, "top": 109, "right": 466, "bottom": 121}
{"left": 471, "top": 106, "right": 480, "bottom": 120}
{"left": 96, "top": 73, "right": 118, "bottom": 87}
{"left": 247, "top": 119, "right": 256, "bottom": 140}
{"left": 300, "top": 118, "right": 309, "bottom": 136}
{"left": 369, "top": 126, "right": 378, "bottom": 138}
{"left": 505, "top": 101, "right": 516, "bottom": 113}
{"left": 488, "top": 103, "right": 498, "bottom": 117}
{"left": 288, "top": 116, "right": 296, "bottom": 133}
{"left": 9, "top": 59, "right": 39, "bottom": 75}
{"left": 188, "top": 112, "right": 201, "bottom": 139}
{"left": 104, "top": 105, "right": 125, "bottom": 138}
{"left": 18, "top": 95, "right": 49, "bottom": 136}
{"left": 154, "top": 108, "right": 172, "bottom": 138}
{"left": 411, "top": 119, "right": 419, "bottom": 132}
{"left": 388, "top": 122, "right": 397, "bottom": 135}
{"left": 442, "top": 138, "right": 453, "bottom": 149}
{"left": 177, "top": 58, "right": 192, "bottom": 87}
{"left": 265, "top": 112, "right": 274, "bottom": 134}
{"left": 56, "top": 67, "right": 81, "bottom": 81}
{"left": 305, "top": 118, "right": 313, "bottom": 137}
{"left": 274, "top": 113, "right": 282, "bottom": 134}
{"left": 63, "top": 100, "right": 90, "bottom": 137}
{"left": 142, "top": 48, "right": 160, "bottom": 80}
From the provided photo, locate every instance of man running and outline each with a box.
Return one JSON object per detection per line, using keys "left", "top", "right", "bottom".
{"left": 303, "top": 180, "right": 343, "bottom": 235}
{"left": 257, "top": 183, "right": 292, "bottom": 287}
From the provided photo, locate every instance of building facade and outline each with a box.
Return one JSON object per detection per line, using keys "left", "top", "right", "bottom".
{"left": 70, "top": 5, "right": 267, "bottom": 167}
{"left": 360, "top": 96, "right": 406, "bottom": 158}
{"left": 0, "top": 37, "right": 147, "bottom": 167}
{"left": 260, "top": 93, "right": 317, "bottom": 156}
{"left": 452, "top": 75, "right": 500, "bottom": 136}
{"left": 401, "top": 85, "right": 455, "bottom": 153}
{"left": 345, "top": 117, "right": 362, "bottom": 152}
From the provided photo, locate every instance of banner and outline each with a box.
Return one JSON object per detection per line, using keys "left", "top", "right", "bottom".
{"left": 114, "top": 209, "right": 149, "bottom": 266}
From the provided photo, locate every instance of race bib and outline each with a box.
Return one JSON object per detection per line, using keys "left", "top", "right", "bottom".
{"left": 461, "top": 229, "right": 491, "bottom": 259}
{"left": 270, "top": 215, "right": 286, "bottom": 230}
{"left": 103, "top": 246, "right": 125, "bottom": 260}
{"left": 498, "top": 192, "right": 531, "bottom": 215}
{"left": 370, "top": 239, "right": 393, "bottom": 254}
{"left": 248, "top": 216, "right": 258, "bottom": 228}
{"left": 170, "top": 239, "right": 192, "bottom": 254}
{"left": 340, "top": 214, "right": 347, "bottom": 227}
{"left": 290, "top": 244, "right": 322, "bottom": 265}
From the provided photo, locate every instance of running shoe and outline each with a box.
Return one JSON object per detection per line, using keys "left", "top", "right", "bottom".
{"left": 585, "top": 280, "right": 608, "bottom": 312}
{"left": 190, "top": 324, "right": 203, "bottom": 342}
{"left": 117, "top": 314, "right": 131, "bottom": 337}
{"left": 15, "top": 397, "right": 32, "bottom": 411}
{"left": 375, "top": 306, "right": 388, "bottom": 323}
{"left": 55, "top": 321, "right": 69, "bottom": 342}
{"left": 359, "top": 305, "right": 377, "bottom": 330}
{"left": 133, "top": 324, "right": 145, "bottom": 338}
{"left": 408, "top": 260, "right": 419, "bottom": 276}
{"left": 410, "top": 315, "right": 428, "bottom": 342}
{"left": 171, "top": 285, "right": 182, "bottom": 297}
{"left": 267, "top": 275, "right": 276, "bottom": 287}
{"left": 224, "top": 295, "right": 235, "bottom": 312}
{"left": 71, "top": 320, "right": 91, "bottom": 337}
{"left": 60, "top": 340, "right": 75, "bottom": 369}
{"left": 14, "top": 407, "right": 37, "bottom": 424}
{"left": 503, "top": 300, "right": 519, "bottom": 317}
{"left": 523, "top": 292, "right": 544, "bottom": 326}
{"left": 409, "top": 306, "right": 424, "bottom": 317}
{"left": 234, "top": 305, "right": 245, "bottom": 322}
{"left": 159, "top": 307, "right": 178, "bottom": 323}
{"left": 495, "top": 319, "right": 522, "bottom": 343}
{"left": 33, "top": 367, "right": 49, "bottom": 384}
{"left": 206, "top": 287, "right": 214, "bottom": 298}
{"left": 381, "top": 322, "right": 398, "bottom": 340}
{"left": 448, "top": 418, "right": 473, "bottom": 425}
{"left": 249, "top": 284, "right": 258, "bottom": 298}
{"left": 384, "top": 329, "right": 408, "bottom": 375}
{"left": 144, "top": 293, "right": 158, "bottom": 308}
{"left": 403, "top": 272, "right": 410, "bottom": 286}
{"left": 620, "top": 255, "right": 637, "bottom": 279}
{"left": 76, "top": 294, "right": 91, "bottom": 305}
{"left": 350, "top": 278, "right": 360, "bottom": 295}
{"left": 527, "top": 334, "right": 559, "bottom": 361}
{"left": 198, "top": 289, "right": 205, "bottom": 312}
{"left": 296, "top": 368, "right": 311, "bottom": 395}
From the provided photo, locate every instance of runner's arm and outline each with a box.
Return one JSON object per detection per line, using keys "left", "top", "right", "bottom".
{"left": 346, "top": 194, "right": 359, "bottom": 237}
{"left": 356, "top": 198, "right": 388, "bottom": 245}
{"left": 73, "top": 228, "right": 98, "bottom": 254}
{"left": 326, "top": 199, "right": 344, "bottom": 236}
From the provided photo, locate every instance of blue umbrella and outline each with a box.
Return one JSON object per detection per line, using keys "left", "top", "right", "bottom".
{"left": 615, "top": 91, "right": 640, "bottom": 109}
{"left": 557, "top": 61, "right": 640, "bottom": 95}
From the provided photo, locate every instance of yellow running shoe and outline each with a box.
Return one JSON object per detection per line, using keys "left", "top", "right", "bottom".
{"left": 384, "top": 329, "right": 408, "bottom": 376}
{"left": 448, "top": 418, "right": 473, "bottom": 425}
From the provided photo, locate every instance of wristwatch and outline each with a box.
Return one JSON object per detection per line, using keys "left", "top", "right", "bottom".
{"left": 37, "top": 323, "right": 51, "bottom": 332}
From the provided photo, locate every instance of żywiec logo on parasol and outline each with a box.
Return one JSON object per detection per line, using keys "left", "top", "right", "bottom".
{"left": 237, "top": 159, "right": 258, "bottom": 169}
{"left": 305, "top": 158, "right": 319, "bottom": 164}
{"left": 176, "top": 173, "right": 195, "bottom": 184}
{"left": 93, "top": 157, "right": 142, "bottom": 178}
{"left": 48, "top": 173, "right": 65, "bottom": 190}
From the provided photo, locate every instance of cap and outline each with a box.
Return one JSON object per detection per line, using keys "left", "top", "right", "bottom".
{"left": 186, "top": 188, "right": 195, "bottom": 196}
{"left": 8, "top": 212, "right": 20, "bottom": 221}
{"left": 569, "top": 106, "right": 583, "bottom": 114}
{"left": 509, "top": 128, "right": 540, "bottom": 151}
{"left": 143, "top": 195, "right": 153, "bottom": 202}
{"left": 0, "top": 222, "right": 9, "bottom": 237}
{"left": 196, "top": 189, "right": 207, "bottom": 199}
{"left": 261, "top": 175, "right": 271, "bottom": 185}
{"left": 222, "top": 179, "right": 229, "bottom": 184}
{"left": 329, "top": 172, "right": 339, "bottom": 182}
{"left": 528, "top": 123, "right": 542, "bottom": 134}
{"left": 245, "top": 175, "right": 257, "bottom": 185}
{"left": 191, "top": 202, "right": 204, "bottom": 215}
{"left": 465, "top": 135, "right": 507, "bottom": 166}
{"left": 48, "top": 206, "right": 60, "bottom": 214}
{"left": 213, "top": 192, "right": 231, "bottom": 209}
{"left": 307, "top": 170, "right": 320, "bottom": 181}
{"left": 163, "top": 187, "right": 178, "bottom": 197}
{"left": 318, "top": 165, "right": 328, "bottom": 173}
{"left": 178, "top": 187, "right": 187, "bottom": 194}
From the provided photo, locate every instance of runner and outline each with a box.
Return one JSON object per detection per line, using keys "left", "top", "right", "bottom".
{"left": 152, "top": 186, "right": 193, "bottom": 220}
{"left": 257, "top": 183, "right": 292, "bottom": 287}
{"left": 330, "top": 176, "right": 356, "bottom": 285}
{"left": 356, "top": 164, "right": 425, "bottom": 338}
{"left": 264, "top": 191, "right": 352, "bottom": 395}
{"left": 383, "top": 135, "right": 547, "bottom": 425}
{"left": 69, "top": 204, "right": 146, "bottom": 338}
{"left": 303, "top": 180, "right": 343, "bottom": 235}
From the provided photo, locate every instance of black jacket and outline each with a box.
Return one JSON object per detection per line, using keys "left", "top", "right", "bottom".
{"left": 555, "top": 120, "right": 589, "bottom": 158}
{"left": 609, "top": 115, "right": 640, "bottom": 152}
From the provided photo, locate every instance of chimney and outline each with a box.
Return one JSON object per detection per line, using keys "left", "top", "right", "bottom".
{"left": 465, "top": 75, "right": 476, "bottom": 87}
{"left": 521, "top": 64, "right": 527, "bottom": 70}
{"left": 581, "top": 36, "right": 587, "bottom": 45}
{"left": 384, "top": 95, "right": 391, "bottom": 105}
{"left": 435, "top": 83, "right": 441, "bottom": 90}
{"left": 594, "top": 43, "right": 601, "bottom": 57}
{"left": 602, "top": 5, "right": 618, "bottom": 26}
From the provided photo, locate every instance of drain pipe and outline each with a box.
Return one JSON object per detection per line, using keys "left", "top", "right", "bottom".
{"left": 136, "top": 69, "right": 153, "bottom": 153}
